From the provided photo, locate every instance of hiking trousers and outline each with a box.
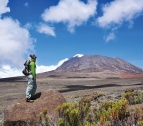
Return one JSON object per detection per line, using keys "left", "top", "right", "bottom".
{"left": 26, "top": 74, "right": 37, "bottom": 99}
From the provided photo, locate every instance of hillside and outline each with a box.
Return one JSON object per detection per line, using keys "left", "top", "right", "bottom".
{"left": 56, "top": 55, "right": 143, "bottom": 73}
{"left": 1, "top": 54, "right": 143, "bottom": 81}
{"left": 36, "top": 55, "right": 143, "bottom": 79}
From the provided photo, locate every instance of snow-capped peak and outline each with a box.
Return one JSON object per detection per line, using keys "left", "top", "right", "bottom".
{"left": 73, "top": 54, "right": 84, "bottom": 58}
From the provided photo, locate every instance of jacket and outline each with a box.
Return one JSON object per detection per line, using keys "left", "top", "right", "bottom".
{"left": 29, "top": 60, "right": 36, "bottom": 79}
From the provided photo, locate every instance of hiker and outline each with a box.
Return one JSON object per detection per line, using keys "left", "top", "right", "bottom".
{"left": 26, "top": 54, "right": 37, "bottom": 102}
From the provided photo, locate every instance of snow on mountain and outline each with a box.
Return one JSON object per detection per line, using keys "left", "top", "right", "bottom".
{"left": 73, "top": 54, "right": 84, "bottom": 58}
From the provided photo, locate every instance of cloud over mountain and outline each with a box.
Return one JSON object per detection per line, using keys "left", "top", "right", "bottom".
{"left": 41, "top": 0, "right": 98, "bottom": 32}
{"left": 0, "top": 57, "right": 68, "bottom": 78}
{"left": 97, "top": 0, "right": 143, "bottom": 28}
{"left": 96, "top": 0, "right": 143, "bottom": 41}
{"left": 36, "top": 58, "right": 68, "bottom": 73}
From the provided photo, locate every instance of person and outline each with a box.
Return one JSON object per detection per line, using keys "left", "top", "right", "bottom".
{"left": 26, "top": 54, "right": 37, "bottom": 102}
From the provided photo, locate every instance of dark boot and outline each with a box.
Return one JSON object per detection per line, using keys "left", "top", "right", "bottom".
{"left": 26, "top": 98, "right": 34, "bottom": 102}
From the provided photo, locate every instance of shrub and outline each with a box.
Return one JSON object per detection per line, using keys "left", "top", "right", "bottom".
{"left": 124, "top": 91, "right": 143, "bottom": 105}
{"left": 37, "top": 90, "right": 143, "bottom": 126}
{"left": 56, "top": 98, "right": 92, "bottom": 126}
{"left": 37, "top": 108, "right": 51, "bottom": 126}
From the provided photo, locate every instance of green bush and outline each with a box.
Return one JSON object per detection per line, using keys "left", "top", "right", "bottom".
{"left": 38, "top": 108, "right": 51, "bottom": 126}
{"left": 37, "top": 90, "right": 143, "bottom": 126}
{"left": 124, "top": 91, "right": 143, "bottom": 105}
{"left": 56, "top": 98, "right": 92, "bottom": 126}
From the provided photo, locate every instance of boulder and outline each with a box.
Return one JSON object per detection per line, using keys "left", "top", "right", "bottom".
{"left": 3, "top": 91, "right": 66, "bottom": 126}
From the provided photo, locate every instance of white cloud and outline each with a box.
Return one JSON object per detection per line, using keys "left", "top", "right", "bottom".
{"left": 0, "top": 0, "right": 35, "bottom": 78}
{"left": 24, "top": 22, "right": 32, "bottom": 29}
{"left": 97, "top": 0, "right": 143, "bottom": 28}
{"left": 37, "top": 23, "right": 56, "bottom": 37}
{"left": 0, "top": 0, "right": 10, "bottom": 17}
{"left": 0, "top": 17, "right": 35, "bottom": 68}
{"left": 0, "top": 0, "right": 62, "bottom": 78}
{"left": 37, "top": 58, "right": 68, "bottom": 73}
{"left": 0, "top": 58, "right": 69, "bottom": 78}
{"left": 104, "top": 32, "right": 115, "bottom": 42}
{"left": 0, "top": 65, "right": 23, "bottom": 78}
{"left": 41, "top": 0, "right": 98, "bottom": 32}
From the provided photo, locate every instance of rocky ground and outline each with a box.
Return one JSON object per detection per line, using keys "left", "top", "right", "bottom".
{"left": 0, "top": 77, "right": 143, "bottom": 125}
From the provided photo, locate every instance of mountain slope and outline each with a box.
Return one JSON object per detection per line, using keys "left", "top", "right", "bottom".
{"left": 56, "top": 55, "right": 143, "bottom": 73}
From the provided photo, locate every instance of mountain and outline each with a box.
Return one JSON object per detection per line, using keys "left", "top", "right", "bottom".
{"left": 35, "top": 54, "right": 143, "bottom": 79}
{"left": 55, "top": 55, "right": 143, "bottom": 74}
{"left": 1, "top": 55, "right": 142, "bottom": 80}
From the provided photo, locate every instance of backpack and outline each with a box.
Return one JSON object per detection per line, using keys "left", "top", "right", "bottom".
{"left": 22, "top": 60, "right": 31, "bottom": 76}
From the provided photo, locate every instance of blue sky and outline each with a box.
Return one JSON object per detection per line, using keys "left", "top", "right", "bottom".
{"left": 0, "top": 0, "right": 143, "bottom": 78}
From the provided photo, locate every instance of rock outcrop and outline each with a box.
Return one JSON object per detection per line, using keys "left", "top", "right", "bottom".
{"left": 3, "top": 91, "right": 66, "bottom": 126}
